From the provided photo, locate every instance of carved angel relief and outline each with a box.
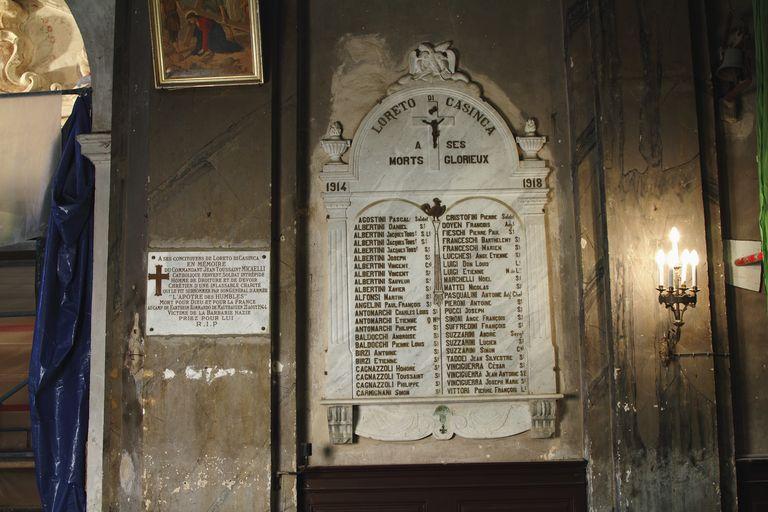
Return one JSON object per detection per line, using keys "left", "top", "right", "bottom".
{"left": 398, "top": 41, "right": 470, "bottom": 86}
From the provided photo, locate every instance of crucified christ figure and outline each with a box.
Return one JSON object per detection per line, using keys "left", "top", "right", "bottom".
{"left": 422, "top": 117, "right": 445, "bottom": 149}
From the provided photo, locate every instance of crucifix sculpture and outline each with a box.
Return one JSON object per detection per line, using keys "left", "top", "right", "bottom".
{"left": 412, "top": 100, "right": 455, "bottom": 171}
{"left": 148, "top": 264, "right": 170, "bottom": 297}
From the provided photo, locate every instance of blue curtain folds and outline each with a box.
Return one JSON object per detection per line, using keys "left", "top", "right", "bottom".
{"left": 28, "top": 95, "right": 94, "bottom": 512}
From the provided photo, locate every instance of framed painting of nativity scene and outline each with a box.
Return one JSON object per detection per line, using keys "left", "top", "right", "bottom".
{"left": 149, "top": 0, "right": 263, "bottom": 88}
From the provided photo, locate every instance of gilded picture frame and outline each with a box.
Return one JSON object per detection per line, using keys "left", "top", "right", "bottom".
{"left": 149, "top": 0, "right": 263, "bottom": 88}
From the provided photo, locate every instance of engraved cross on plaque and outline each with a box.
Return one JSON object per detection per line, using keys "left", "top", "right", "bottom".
{"left": 148, "top": 265, "right": 170, "bottom": 297}
{"left": 412, "top": 100, "right": 454, "bottom": 171}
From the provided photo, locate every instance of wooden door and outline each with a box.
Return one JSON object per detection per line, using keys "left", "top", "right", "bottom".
{"left": 301, "top": 461, "right": 588, "bottom": 512}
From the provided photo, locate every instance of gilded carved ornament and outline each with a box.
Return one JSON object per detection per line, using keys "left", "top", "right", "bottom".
{"left": 0, "top": 0, "right": 88, "bottom": 93}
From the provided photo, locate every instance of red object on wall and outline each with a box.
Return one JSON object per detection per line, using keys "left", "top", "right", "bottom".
{"left": 734, "top": 251, "right": 764, "bottom": 266}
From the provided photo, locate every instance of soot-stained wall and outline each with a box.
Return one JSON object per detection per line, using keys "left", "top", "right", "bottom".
{"left": 303, "top": 0, "right": 584, "bottom": 465}
{"left": 105, "top": 1, "right": 274, "bottom": 510}
{"left": 706, "top": 0, "right": 768, "bottom": 459}
{"left": 563, "top": 0, "right": 729, "bottom": 509}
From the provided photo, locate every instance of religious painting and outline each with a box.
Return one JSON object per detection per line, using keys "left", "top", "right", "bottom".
{"left": 149, "top": 0, "right": 263, "bottom": 88}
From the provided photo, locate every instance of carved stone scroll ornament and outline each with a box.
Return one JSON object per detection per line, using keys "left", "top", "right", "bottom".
{"left": 327, "top": 405, "right": 353, "bottom": 444}
{"left": 529, "top": 399, "right": 557, "bottom": 439}
{"left": 354, "top": 403, "right": 533, "bottom": 442}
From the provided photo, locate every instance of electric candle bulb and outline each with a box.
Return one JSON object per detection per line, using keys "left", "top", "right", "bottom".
{"left": 667, "top": 249, "right": 679, "bottom": 268}
{"left": 667, "top": 249, "right": 678, "bottom": 288}
{"left": 669, "top": 227, "right": 681, "bottom": 245}
{"left": 690, "top": 250, "right": 700, "bottom": 288}
{"left": 669, "top": 227, "right": 681, "bottom": 265}
{"left": 681, "top": 249, "right": 690, "bottom": 286}
{"left": 655, "top": 250, "right": 666, "bottom": 287}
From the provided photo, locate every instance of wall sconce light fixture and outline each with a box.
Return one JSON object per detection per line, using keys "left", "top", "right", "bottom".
{"left": 655, "top": 227, "right": 700, "bottom": 366}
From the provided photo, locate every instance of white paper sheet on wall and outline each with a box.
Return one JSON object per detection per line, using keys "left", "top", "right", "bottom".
{"left": 0, "top": 93, "right": 62, "bottom": 247}
{"left": 724, "top": 239, "right": 764, "bottom": 292}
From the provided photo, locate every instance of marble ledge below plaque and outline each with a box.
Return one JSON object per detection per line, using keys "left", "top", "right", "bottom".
{"left": 323, "top": 394, "right": 564, "bottom": 444}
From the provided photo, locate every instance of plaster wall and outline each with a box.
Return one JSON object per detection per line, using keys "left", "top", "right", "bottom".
{"left": 104, "top": 1, "right": 274, "bottom": 510}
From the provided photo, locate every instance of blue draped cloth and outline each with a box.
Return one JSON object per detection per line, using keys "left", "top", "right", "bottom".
{"left": 28, "top": 95, "right": 93, "bottom": 512}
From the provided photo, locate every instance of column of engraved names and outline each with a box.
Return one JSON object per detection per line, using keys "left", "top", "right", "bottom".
{"left": 352, "top": 212, "right": 434, "bottom": 398}
{"left": 508, "top": 218, "right": 528, "bottom": 393}
{"left": 439, "top": 207, "right": 528, "bottom": 396}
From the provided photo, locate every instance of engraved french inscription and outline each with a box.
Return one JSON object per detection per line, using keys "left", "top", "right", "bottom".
{"left": 145, "top": 251, "right": 270, "bottom": 336}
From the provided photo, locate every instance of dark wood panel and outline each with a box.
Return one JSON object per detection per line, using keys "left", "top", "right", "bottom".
{"left": 737, "top": 458, "right": 768, "bottom": 511}
{"left": 0, "top": 468, "right": 40, "bottom": 509}
{"left": 459, "top": 501, "right": 573, "bottom": 512}
{"left": 301, "top": 461, "right": 587, "bottom": 512}
{"left": 0, "top": 346, "right": 32, "bottom": 376}
{"left": 309, "top": 504, "right": 425, "bottom": 512}
{"left": 0, "top": 267, "right": 36, "bottom": 315}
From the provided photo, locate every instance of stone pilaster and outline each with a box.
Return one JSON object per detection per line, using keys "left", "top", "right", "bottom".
{"left": 77, "top": 132, "right": 111, "bottom": 512}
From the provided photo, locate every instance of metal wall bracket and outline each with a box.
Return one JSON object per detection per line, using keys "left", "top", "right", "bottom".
{"left": 124, "top": 313, "right": 145, "bottom": 376}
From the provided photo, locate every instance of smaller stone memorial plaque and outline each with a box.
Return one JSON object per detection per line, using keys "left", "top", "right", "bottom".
{"left": 145, "top": 251, "right": 270, "bottom": 336}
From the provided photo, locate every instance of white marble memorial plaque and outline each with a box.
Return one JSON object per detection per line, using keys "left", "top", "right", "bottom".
{"left": 145, "top": 251, "right": 270, "bottom": 336}
{"left": 320, "top": 42, "right": 561, "bottom": 443}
